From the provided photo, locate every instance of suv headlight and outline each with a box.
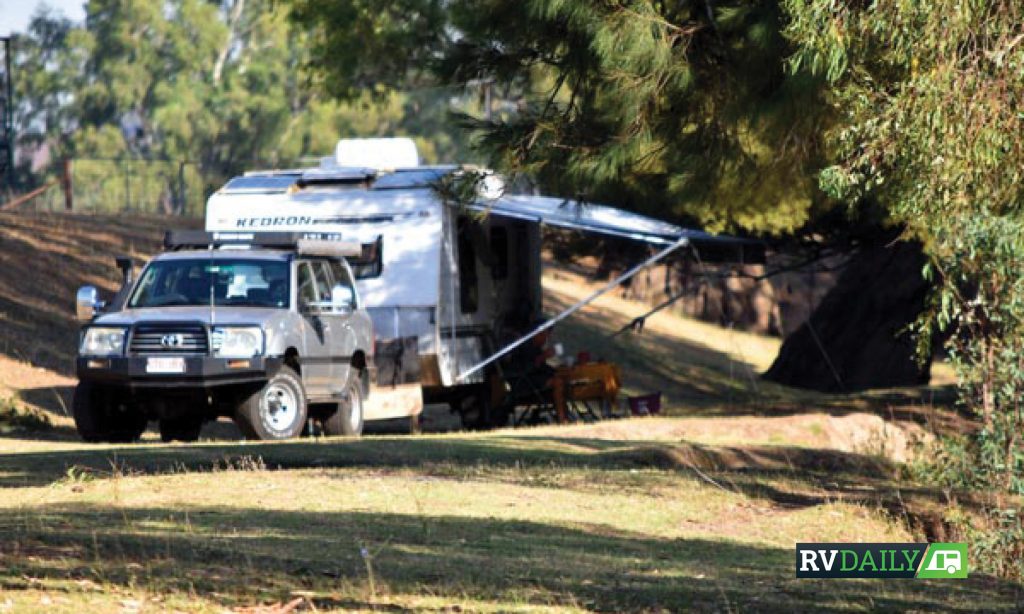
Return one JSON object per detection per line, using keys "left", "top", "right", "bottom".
{"left": 80, "top": 327, "right": 127, "bottom": 356}
{"left": 211, "top": 326, "right": 264, "bottom": 358}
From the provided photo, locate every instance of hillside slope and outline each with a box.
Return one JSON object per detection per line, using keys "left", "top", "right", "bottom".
{"left": 0, "top": 211, "right": 201, "bottom": 374}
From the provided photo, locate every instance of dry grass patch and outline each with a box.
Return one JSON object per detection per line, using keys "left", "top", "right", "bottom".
{"left": 4, "top": 458, "right": 1019, "bottom": 613}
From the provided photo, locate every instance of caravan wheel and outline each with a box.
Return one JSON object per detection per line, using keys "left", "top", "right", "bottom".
{"left": 455, "top": 387, "right": 509, "bottom": 430}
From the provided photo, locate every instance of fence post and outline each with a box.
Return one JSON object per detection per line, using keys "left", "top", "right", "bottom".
{"left": 123, "top": 158, "right": 131, "bottom": 211}
{"left": 61, "top": 158, "right": 73, "bottom": 210}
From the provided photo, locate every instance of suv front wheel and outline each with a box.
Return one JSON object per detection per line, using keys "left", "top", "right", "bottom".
{"left": 234, "top": 366, "right": 308, "bottom": 440}
{"left": 73, "top": 382, "right": 148, "bottom": 443}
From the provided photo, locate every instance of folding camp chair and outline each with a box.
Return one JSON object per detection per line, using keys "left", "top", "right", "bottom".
{"left": 498, "top": 367, "right": 560, "bottom": 426}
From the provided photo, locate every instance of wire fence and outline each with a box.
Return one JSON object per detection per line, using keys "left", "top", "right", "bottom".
{"left": 27, "top": 158, "right": 207, "bottom": 217}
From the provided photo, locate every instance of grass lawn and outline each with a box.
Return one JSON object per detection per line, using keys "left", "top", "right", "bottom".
{"left": 1, "top": 433, "right": 1021, "bottom": 612}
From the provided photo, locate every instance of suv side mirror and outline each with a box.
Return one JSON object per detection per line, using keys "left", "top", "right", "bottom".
{"left": 331, "top": 285, "right": 355, "bottom": 313}
{"left": 76, "top": 286, "right": 106, "bottom": 322}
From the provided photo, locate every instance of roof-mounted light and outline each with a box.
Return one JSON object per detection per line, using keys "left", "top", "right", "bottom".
{"left": 163, "top": 231, "right": 381, "bottom": 262}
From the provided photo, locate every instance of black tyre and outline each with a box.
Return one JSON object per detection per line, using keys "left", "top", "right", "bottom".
{"left": 234, "top": 366, "right": 307, "bottom": 440}
{"left": 456, "top": 387, "right": 510, "bottom": 430}
{"left": 159, "top": 416, "right": 204, "bottom": 443}
{"left": 454, "top": 391, "right": 486, "bottom": 430}
{"left": 73, "top": 382, "right": 147, "bottom": 443}
{"left": 321, "top": 372, "right": 364, "bottom": 437}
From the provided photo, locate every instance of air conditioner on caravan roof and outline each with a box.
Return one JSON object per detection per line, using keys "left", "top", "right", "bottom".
{"left": 335, "top": 137, "right": 420, "bottom": 169}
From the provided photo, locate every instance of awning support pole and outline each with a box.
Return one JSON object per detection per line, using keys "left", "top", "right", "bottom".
{"left": 456, "top": 236, "right": 690, "bottom": 382}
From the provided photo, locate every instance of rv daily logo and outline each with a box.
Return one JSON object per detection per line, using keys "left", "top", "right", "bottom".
{"left": 796, "top": 543, "right": 968, "bottom": 579}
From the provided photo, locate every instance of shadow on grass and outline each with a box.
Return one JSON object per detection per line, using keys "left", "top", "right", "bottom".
{"left": 4, "top": 504, "right": 1020, "bottom": 612}
{"left": 0, "top": 434, "right": 888, "bottom": 487}
{"left": 0, "top": 434, "right": 968, "bottom": 538}
{"left": 0, "top": 385, "right": 83, "bottom": 442}
{"left": 16, "top": 385, "right": 75, "bottom": 420}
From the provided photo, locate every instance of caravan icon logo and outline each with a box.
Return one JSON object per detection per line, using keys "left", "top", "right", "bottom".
{"left": 796, "top": 543, "right": 968, "bottom": 579}
{"left": 917, "top": 543, "right": 969, "bottom": 579}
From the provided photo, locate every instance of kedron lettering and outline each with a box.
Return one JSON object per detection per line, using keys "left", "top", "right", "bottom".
{"left": 236, "top": 216, "right": 316, "bottom": 228}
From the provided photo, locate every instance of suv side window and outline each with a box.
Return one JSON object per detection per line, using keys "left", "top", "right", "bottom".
{"left": 328, "top": 259, "right": 355, "bottom": 295}
{"left": 312, "top": 261, "right": 333, "bottom": 301}
{"left": 297, "top": 262, "right": 318, "bottom": 310}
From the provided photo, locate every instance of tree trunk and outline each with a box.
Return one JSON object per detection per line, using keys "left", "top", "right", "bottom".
{"left": 212, "top": 0, "right": 246, "bottom": 85}
{"left": 763, "top": 240, "right": 932, "bottom": 392}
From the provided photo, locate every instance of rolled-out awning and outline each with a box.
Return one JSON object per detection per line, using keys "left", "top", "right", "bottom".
{"left": 455, "top": 195, "right": 766, "bottom": 381}
{"left": 471, "top": 195, "right": 765, "bottom": 264}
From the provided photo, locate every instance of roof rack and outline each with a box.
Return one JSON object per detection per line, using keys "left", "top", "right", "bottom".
{"left": 163, "top": 230, "right": 381, "bottom": 262}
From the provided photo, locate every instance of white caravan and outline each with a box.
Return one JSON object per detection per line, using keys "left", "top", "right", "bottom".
{"left": 205, "top": 138, "right": 760, "bottom": 427}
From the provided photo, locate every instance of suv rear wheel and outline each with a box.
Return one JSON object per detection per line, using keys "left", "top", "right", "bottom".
{"left": 234, "top": 366, "right": 307, "bottom": 440}
{"left": 321, "top": 373, "right": 364, "bottom": 437}
{"left": 73, "top": 382, "right": 148, "bottom": 443}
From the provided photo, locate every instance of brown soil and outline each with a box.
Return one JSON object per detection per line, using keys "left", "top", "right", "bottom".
{"left": 515, "top": 412, "right": 929, "bottom": 463}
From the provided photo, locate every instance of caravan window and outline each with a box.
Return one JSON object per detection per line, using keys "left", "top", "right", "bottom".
{"left": 349, "top": 250, "right": 383, "bottom": 279}
{"left": 457, "top": 217, "right": 478, "bottom": 314}
{"left": 348, "top": 236, "right": 383, "bottom": 280}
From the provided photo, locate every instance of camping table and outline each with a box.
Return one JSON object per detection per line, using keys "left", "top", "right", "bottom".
{"left": 553, "top": 362, "right": 622, "bottom": 423}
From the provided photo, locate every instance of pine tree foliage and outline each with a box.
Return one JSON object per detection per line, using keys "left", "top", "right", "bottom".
{"left": 292, "top": 0, "right": 835, "bottom": 235}
{"left": 289, "top": 0, "right": 449, "bottom": 100}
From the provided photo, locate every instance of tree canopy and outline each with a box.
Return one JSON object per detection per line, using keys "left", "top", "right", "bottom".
{"left": 291, "top": 0, "right": 841, "bottom": 236}
{"left": 10, "top": 0, "right": 477, "bottom": 200}
{"left": 785, "top": 0, "right": 1024, "bottom": 505}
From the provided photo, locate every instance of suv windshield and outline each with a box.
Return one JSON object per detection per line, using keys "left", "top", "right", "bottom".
{"left": 128, "top": 259, "right": 290, "bottom": 308}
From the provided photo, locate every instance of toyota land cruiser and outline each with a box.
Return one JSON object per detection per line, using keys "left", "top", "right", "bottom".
{"left": 73, "top": 231, "right": 375, "bottom": 442}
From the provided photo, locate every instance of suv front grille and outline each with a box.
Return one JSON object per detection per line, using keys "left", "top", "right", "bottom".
{"left": 129, "top": 323, "right": 209, "bottom": 355}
